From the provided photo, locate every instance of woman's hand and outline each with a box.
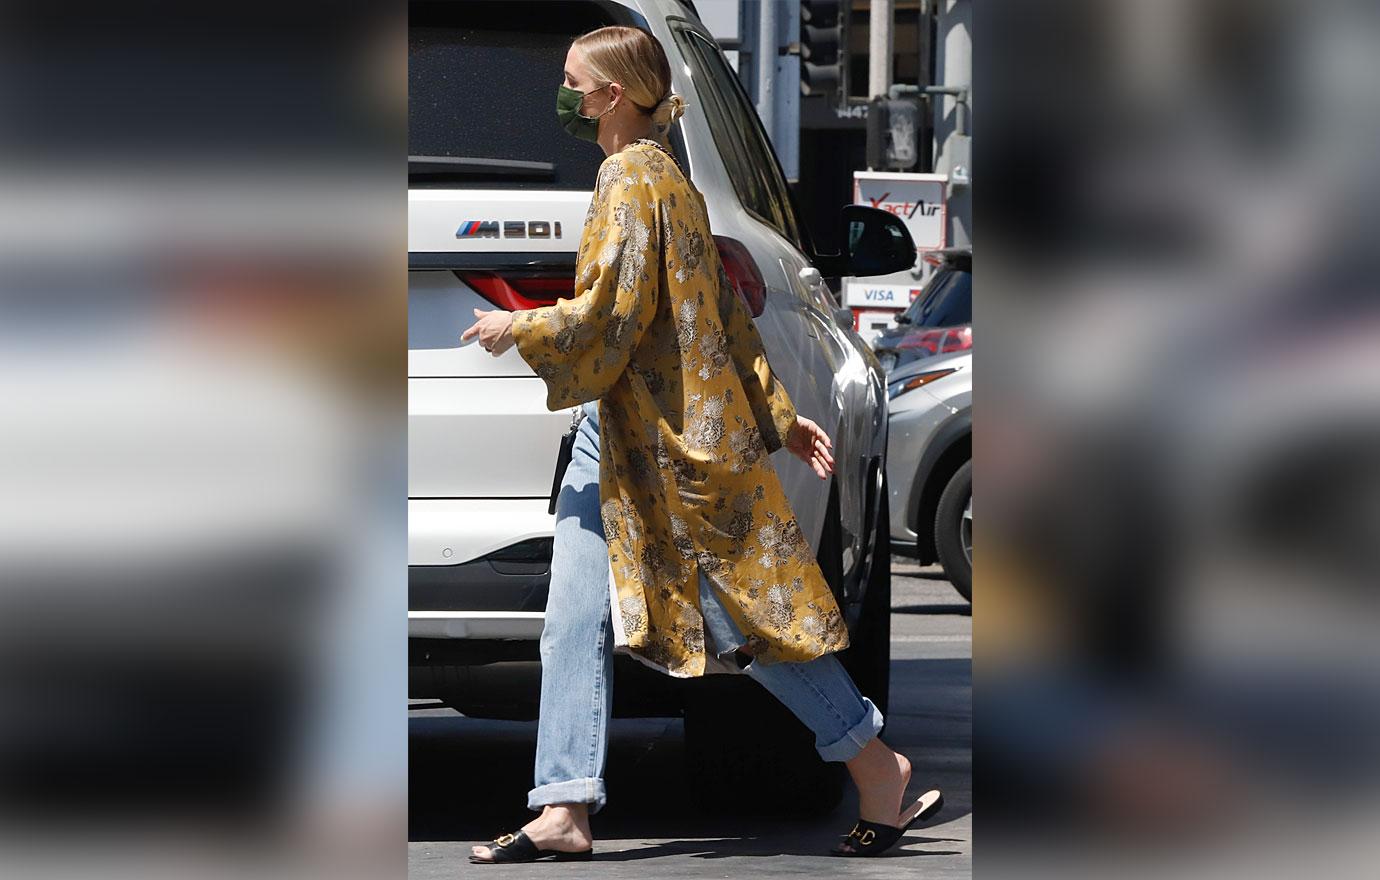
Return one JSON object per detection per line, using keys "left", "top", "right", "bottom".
{"left": 460, "top": 308, "right": 515, "bottom": 355}
{"left": 784, "top": 416, "right": 835, "bottom": 480}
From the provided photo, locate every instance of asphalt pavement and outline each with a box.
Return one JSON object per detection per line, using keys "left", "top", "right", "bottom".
{"left": 408, "top": 558, "right": 972, "bottom": 878}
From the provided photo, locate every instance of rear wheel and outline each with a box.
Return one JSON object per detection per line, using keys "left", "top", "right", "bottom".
{"left": 683, "top": 480, "right": 852, "bottom": 815}
{"left": 935, "top": 460, "right": 972, "bottom": 601}
{"left": 841, "top": 471, "right": 891, "bottom": 718}
{"left": 683, "top": 675, "right": 846, "bottom": 816}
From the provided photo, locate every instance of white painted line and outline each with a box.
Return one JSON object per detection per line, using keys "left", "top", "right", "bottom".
{"left": 891, "top": 634, "right": 973, "bottom": 642}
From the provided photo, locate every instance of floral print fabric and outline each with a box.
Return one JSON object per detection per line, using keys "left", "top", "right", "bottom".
{"left": 511, "top": 141, "right": 848, "bottom": 677}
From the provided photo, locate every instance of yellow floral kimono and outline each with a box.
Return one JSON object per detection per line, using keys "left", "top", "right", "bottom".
{"left": 511, "top": 140, "right": 848, "bottom": 677}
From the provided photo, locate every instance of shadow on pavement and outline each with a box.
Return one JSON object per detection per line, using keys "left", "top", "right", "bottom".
{"left": 590, "top": 838, "right": 964, "bottom": 860}
{"left": 893, "top": 603, "right": 972, "bottom": 616}
{"left": 893, "top": 569, "right": 955, "bottom": 581}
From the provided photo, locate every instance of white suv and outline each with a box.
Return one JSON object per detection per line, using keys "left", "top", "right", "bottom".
{"left": 408, "top": 0, "right": 913, "bottom": 808}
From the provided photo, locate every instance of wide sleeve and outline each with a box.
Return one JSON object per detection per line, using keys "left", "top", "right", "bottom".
{"left": 511, "top": 160, "right": 661, "bottom": 410}
{"left": 713, "top": 260, "right": 799, "bottom": 454}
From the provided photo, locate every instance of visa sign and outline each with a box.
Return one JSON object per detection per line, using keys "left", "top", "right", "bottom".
{"left": 843, "top": 282, "right": 920, "bottom": 309}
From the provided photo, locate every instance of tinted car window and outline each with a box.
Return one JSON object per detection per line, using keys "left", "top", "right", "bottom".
{"left": 409, "top": 1, "right": 623, "bottom": 190}
{"left": 902, "top": 268, "right": 972, "bottom": 327}
{"left": 672, "top": 26, "right": 802, "bottom": 247}
{"left": 669, "top": 28, "right": 770, "bottom": 221}
{"left": 898, "top": 269, "right": 948, "bottom": 323}
{"left": 688, "top": 31, "right": 803, "bottom": 247}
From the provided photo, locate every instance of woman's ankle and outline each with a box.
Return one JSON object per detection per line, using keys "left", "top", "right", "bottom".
{"left": 846, "top": 737, "right": 893, "bottom": 775}
{"left": 538, "top": 803, "right": 590, "bottom": 827}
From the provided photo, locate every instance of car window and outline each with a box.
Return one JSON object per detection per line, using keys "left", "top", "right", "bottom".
{"left": 913, "top": 269, "right": 972, "bottom": 327}
{"left": 409, "top": 1, "right": 626, "bottom": 190}
{"left": 672, "top": 26, "right": 803, "bottom": 248}
{"left": 900, "top": 268, "right": 949, "bottom": 323}
{"left": 685, "top": 31, "right": 804, "bottom": 248}
{"left": 900, "top": 267, "right": 972, "bottom": 326}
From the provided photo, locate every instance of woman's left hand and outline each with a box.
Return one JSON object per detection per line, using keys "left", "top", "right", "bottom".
{"left": 461, "top": 308, "right": 515, "bottom": 355}
{"left": 784, "top": 416, "right": 835, "bottom": 480}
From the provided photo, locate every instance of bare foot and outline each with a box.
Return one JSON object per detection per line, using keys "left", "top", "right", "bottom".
{"left": 470, "top": 804, "right": 594, "bottom": 862}
{"left": 836, "top": 741, "right": 942, "bottom": 854}
{"left": 845, "top": 739, "right": 913, "bottom": 827}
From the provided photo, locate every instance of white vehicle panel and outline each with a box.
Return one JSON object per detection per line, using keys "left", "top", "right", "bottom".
{"left": 409, "top": 269, "right": 543, "bottom": 378}
{"left": 408, "top": 611, "right": 546, "bottom": 640}
{"left": 409, "top": 498, "right": 554, "bottom": 566}
{"left": 409, "top": 377, "right": 573, "bottom": 498}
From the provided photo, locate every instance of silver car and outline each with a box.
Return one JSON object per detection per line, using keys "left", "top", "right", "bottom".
{"left": 885, "top": 350, "right": 972, "bottom": 600}
{"left": 407, "top": 0, "right": 913, "bottom": 808}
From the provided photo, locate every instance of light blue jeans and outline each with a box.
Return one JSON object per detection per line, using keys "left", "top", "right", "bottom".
{"left": 529, "top": 399, "right": 884, "bottom": 813}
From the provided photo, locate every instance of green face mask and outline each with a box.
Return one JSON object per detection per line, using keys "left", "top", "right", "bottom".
{"left": 557, "top": 82, "right": 613, "bottom": 143}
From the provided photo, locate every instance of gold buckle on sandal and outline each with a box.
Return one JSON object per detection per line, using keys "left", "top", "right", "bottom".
{"left": 495, "top": 833, "right": 517, "bottom": 847}
{"left": 847, "top": 825, "right": 876, "bottom": 845}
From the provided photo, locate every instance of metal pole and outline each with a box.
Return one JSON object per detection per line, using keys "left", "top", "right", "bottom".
{"left": 869, "top": 0, "right": 894, "bottom": 99}
{"left": 757, "top": 0, "right": 777, "bottom": 138}
{"left": 917, "top": 0, "right": 934, "bottom": 171}
{"left": 934, "top": 0, "right": 971, "bottom": 247}
{"left": 781, "top": 0, "right": 801, "bottom": 180}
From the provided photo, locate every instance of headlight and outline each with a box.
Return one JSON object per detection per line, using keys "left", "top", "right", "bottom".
{"left": 887, "top": 367, "right": 958, "bottom": 400}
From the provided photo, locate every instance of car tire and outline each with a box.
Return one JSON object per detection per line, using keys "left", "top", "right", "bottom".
{"left": 840, "top": 470, "right": 891, "bottom": 718}
{"left": 683, "top": 676, "right": 846, "bottom": 816}
{"left": 935, "top": 460, "right": 972, "bottom": 602}
{"left": 682, "top": 479, "right": 851, "bottom": 816}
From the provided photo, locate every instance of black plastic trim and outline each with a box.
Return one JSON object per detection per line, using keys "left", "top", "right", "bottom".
{"left": 409, "top": 252, "right": 577, "bottom": 271}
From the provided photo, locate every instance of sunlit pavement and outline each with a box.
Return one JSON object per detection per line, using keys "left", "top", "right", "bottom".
{"left": 408, "top": 559, "right": 972, "bottom": 878}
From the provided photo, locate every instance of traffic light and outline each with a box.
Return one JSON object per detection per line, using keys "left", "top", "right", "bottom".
{"left": 800, "top": 0, "right": 847, "bottom": 101}
{"left": 866, "top": 97, "right": 920, "bottom": 170}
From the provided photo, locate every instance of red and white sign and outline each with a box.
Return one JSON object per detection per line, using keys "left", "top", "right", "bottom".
{"left": 852, "top": 171, "right": 948, "bottom": 255}
{"left": 853, "top": 309, "right": 901, "bottom": 344}
{"left": 846, "top": 172, "right": 948, "bottom": 324}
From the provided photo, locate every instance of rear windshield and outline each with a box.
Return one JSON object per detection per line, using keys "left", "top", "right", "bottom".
{"left": 409, "top": 1, "right": 629, "bottom": 190}
{"left": 901, "top": 267, "right": 973, "bottom": 327}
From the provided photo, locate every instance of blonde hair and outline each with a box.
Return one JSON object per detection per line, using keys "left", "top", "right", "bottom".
{"left": 572, "top": 26, "right": 688, "bottom": 148}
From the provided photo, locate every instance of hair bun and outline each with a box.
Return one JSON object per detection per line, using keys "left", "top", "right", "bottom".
{"left": 664, "top": 92, "right": 686, "bottom": 122}
{"left": 648, "top": 92, "right": 688, "bottom": 138}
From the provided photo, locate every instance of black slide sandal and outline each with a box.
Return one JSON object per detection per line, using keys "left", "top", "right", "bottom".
{"left": 468, "top": 829, "right": 594, "bottom": 864}
{"left": 830, "top": 789, "right": 944, "bottom": 857}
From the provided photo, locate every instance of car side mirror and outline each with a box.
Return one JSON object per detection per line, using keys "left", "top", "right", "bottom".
{"left": 814, "top": 205, "right": 917, "bottom": 278}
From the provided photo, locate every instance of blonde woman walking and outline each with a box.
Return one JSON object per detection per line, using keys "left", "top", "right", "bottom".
{"left": 462, "top": 25, "right": 941, "bottom": 862}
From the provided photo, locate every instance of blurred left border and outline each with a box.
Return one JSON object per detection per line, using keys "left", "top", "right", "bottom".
{"left": 0, "top": 3, "right": 408, "bottom": 879}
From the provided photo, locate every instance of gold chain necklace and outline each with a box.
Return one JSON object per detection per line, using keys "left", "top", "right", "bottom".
{"left": 631, "top": 137, "right": 685, "bottom": 176}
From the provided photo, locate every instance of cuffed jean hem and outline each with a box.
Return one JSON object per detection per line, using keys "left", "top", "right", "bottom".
{"left": 815, "top": 696, "right": 886, "bottom": 763}
{"left": 527, "top": 777, "right": 608, "bottom": 814}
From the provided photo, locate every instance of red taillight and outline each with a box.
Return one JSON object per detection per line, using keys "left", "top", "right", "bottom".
{"left": 944, "top": 325, "right": 973, "bottom": 352}
{"left": 458, "top": 272, "right": 576, "bottom": 311}
{"left": 713, "top": 236, "right": 766, "bottom": 317}
{"left": 461, "top": 241, "right": 766, "bottom": 318}
{"left": 897, "top": 324, "right": 973, "bottom": 354}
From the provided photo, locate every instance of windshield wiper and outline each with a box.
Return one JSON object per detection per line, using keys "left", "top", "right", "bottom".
{"left": 408, "top": 155, "right": 555, "bottom": 180}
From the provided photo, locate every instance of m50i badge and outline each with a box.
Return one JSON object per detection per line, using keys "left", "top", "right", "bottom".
{"left": 456, "top": 220, "right": 564, "bottom": 239}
